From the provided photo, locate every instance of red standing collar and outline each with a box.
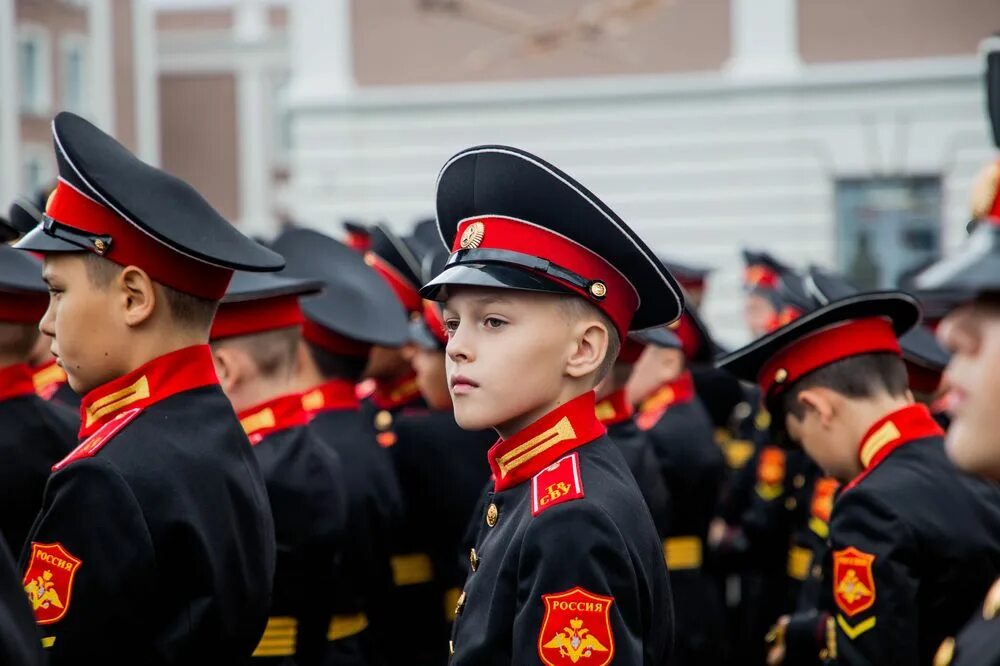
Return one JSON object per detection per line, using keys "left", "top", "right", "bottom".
{"left": 239, "top": 392, "right": 311, "bottom": 445}
{"left": 489, "top": 391, "right": 606, "bottom": 492}
{"left": 301, "top": 379, "right": 360, "bottom": 415}
{"left": 595, "top": 389, "right": 633, "bottom": 427}
{"left": 0, "top": 363, "right": 40, "bottom": 402}
{"left": 372, "top": 372, "right": 422, "bottom": 411}
{"left": 32, "top": 359, "right": 69, "bottom": 401}
{"left": 78, "top": 345, "right": 219, "bottom": 440}
{"left": 844, "top": 403, "right": 944, "bottom": 492}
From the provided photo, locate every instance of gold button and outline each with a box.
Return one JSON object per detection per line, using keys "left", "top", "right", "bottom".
{"left": 589, "top": 281, "right": 607, "bottom": 299}
{"left": 774, "top": 368, "right": 789, "bottom": 384}
{"left": 469, "top": 548, "right": 479, "bottom": 572}
{"left": 93, "top": 238, "right": 107, "bottom": 253}
{"left": 455, "top": 590, "right": 466, "bottom": 615}
{"left": 375, "top": 410, "right": 393, "bottom": 431}
{"left": 486, "top": 503, "right": 498, "bottom": 527}
{"left": 785, "top": 497, "right": 797, "bottom": 511}
{"left": 933, "top": 637, "right": 955, "bottom": 666}
{"left": 793, "top": 474, "right": 805, "bottom": 489}
{"left": 984, "top": 577, "right": 1000, "bottom": 620}
{"left": 449, "top": 640, "right": 455, "bottom": 657}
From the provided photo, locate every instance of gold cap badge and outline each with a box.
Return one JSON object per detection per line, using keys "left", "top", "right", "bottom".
{"left": 589, "top": 281, "right": 607, "bottom": 300}
{"left": 774, "top": 368, "right": 789, "bottom": 384}
{"left": 459, "top": 222, "right": 485, "bottom": 250}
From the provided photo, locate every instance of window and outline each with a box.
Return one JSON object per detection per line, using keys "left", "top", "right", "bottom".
{"left": 835, "top": 177, "right": 942, "bottom": 290}
{"left": 18, "top": 26, "right": 52, "bottom": 115}
{"left": 60, "top": 35, "right": 87, "bottom": 114}
{"left": 21, "top": 146, "right": 53, "bottom": 198}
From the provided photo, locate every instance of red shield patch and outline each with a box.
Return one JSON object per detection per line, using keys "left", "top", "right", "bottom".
{"left": 810, "top": 477, "right": 839, "bottom": 523}
{"left": 833, "top": 546, "right": 876, "bottom": 617}
{"left": 538, "top": 587, "right": 615, "bottom": 666}
{"left": 757, "top": 447, "right": 786, "bottom": 485}
{"left": 22, "top": 542, "right": 82, "bottom": 625}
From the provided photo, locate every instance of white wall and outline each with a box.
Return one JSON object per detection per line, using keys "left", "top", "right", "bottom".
{"left": 286, "top": 56, "right": 993, "bottom": 347}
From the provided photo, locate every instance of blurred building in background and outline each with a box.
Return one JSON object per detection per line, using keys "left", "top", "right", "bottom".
{"left": 0, "top": 0, "right": 157, "bottom": 208}
{"left": 2, "top": 0, "right": 999, "bottom": 344}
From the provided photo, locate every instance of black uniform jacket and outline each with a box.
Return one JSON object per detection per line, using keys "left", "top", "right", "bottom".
{"left": 20, "top": 346, "right": 276, "bottom": 665}
{"left": 0, "top": 537, "right": 44, "bottom": 666}
{"left": 238, "top": 392, "right": 348, "bottom": 663}
{"left": 0, "top": 362, "right": 77, "bottom": 554}
{"left": 303, "top": 379, "right": 405, "bottom": 665}
{"left": 450, "top": 391, "right": 674, "bottom": 665}
{"left": 934, "top": 575, "right": 1000, "bottom": 666}
{"left": 596, "top": 389, "right": 671, "bottom": 537}
{"left": 816, "top": 404, "right": 1000, "bottom": 665}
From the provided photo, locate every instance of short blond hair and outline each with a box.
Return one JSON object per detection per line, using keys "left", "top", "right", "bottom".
{"left": 556, "top": 296, "right": 621, "bottom": 385}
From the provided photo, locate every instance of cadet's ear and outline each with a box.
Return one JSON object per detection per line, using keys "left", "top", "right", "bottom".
{"left": 566, "top": 318, "right": 609, "bottom": 380}
{"left": 118, "top": 266, "right": 157, "bottom": 328}
{"left": 794, "top": 387, "right": 837, "bottom": 428}
{"left": 211, "top": 343, "right": 249, "bottom": 396}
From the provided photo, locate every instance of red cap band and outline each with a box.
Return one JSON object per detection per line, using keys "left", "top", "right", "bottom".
{"left": 673, "top": 313, "right": 701, "bottom": 360}
{"left": 758, "top": 317, "right": 902, "bottom": 399}
{"left": 210, "top": 295, "right": 304, "bottom": 340}
{"left": 0, "top": 292, "right": 48, "bottom": 324}
{"left": 453, "top": 216, "right": 639, "bottom": 339}
{"left": 46, "top": 180, "right": 233, "bottom": 300}
{"left": 302, "top": 319, "right": 372, "bottom": 358}
{"left": 365, "top": 252, "right": 422, "bottom": 314}
{"left": 345, "top": 231, "right": 372, "bottom": 253}
{"left": 421, "top": 300, "right": 448, "bottom": 347}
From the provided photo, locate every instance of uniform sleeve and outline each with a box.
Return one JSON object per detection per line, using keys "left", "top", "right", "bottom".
{"left": 635, "top": 444, "right": 672, "bottom": 538}
{"left": 21, "top": 459, "right": 155, "bottom": 658}
{"left": 512, "top": 503, "right": 660, "bottom": 665}
{"left": 0, "top": 539, "right": 44, "bottom": 666}
{"left": 828, "top": 487, "right": 918, "bottom": 665}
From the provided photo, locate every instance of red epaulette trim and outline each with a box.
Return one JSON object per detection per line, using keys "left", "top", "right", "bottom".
{"left": 52, "top": 407, "right": 143, "bottom": 472}
{"left": 531, "top": 452, "right": 585, "bottom": 517}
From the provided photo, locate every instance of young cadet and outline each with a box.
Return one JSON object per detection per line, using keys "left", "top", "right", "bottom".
{"left": 210, "top": 271, "right": 348, "bottom": 664}
{"left": 362, "top": 223, "right": 428, "bottom": 421}
{"left": 632, "top": 309, "right": 726, "bottom": 666}
{"left": 915, "top": 40, "right": 1000, "bottom": 662}
{"left": 15, "top": 112, "right": 278, "bottom": 663}
{"left": 272, "top": 227, "right": 407, "bottom": 665}
{"left": 396, "top": 292, "right": 496, "bottom": 663}
{"left": 718, "top": 292, "right": 1000, "bottom": 665}
{"left": 595, "top": 331, "right": 672, "bottom": 539}
{"left": 0, "top": 243, "right": 76, "bottom": 554}
{"left": 419, "top": 145, "right": 677, "bottom": 664}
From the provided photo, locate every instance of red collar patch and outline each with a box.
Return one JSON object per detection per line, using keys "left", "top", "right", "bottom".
{"left": 371, "top": 373, "right": 422, "bottom": 411}
{"left": 78, "top": 345, "right": 218, "bottom": 440}
{"left": 23, "top": 542, "right": 83, "bottom": 625}
{"left": 595, "top": 389, "right": 632, "bottom": 427}
{"left": 239, "top": 393, "right": 310, "bottom": 445}
{"left": 32, "top": 359, "right": 69, "bottom": 401}
{"left": 53, "top": 407, "right": 143, "bottom": 472}
{"left": 845, "top": 403, "right": 944, "bottom": 492}
{"left": 538, "top": 587, "right": 615, "bottom": 666}
{"left": 301, "top": 379, "right": 360, "bottom": 415}
{"left": 0, "top": 363, "right": 40, "bottom": 402}
{"left": 636, "top": 371, "right": 695, "bottom": 431}
{"left": 489, "top": 392, "right": 605, "bottom": 492}
{"left": 531, "top": 452, "right": 585, "bottom": 516}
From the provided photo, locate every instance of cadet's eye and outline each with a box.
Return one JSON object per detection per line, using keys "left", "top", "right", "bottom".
{"left": 444, "top": 319, "right": 459, "bottom": 336}
{"left": 484, "top": 317, "right": 507, "bottom": 329}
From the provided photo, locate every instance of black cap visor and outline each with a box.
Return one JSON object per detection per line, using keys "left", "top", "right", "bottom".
{"left": 420, "top": 262, "right": 574, "bottom": 302}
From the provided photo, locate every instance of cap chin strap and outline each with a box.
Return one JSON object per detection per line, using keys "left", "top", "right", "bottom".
{"left": 42, "top": 215, "right": 113, "bottom": 256}
{"left": 448, "top": 248, "right": 605, "bottom": 302}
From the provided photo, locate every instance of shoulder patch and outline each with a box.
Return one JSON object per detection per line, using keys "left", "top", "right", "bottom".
{"left": 23, "top": 542, "right": 82, "bottom": 625}
{"left": 531, "top": 452, "right": 584, "bottom": 517}
{"left": 52, "top": 407, "right": 143, "bottom": 472}
{"left": 833, "top": 546, "right": 876, "bottom": 617}
{"left": 538, "top": 587, "right": 614, "bottom": 666}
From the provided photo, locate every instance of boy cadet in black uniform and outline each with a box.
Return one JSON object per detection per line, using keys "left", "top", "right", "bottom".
{"left": 0, "top": 243, "right": 77, "bottom": 554}
{"left": 272, "top": 227, "right": 407, "bottom": 665}
{"left": 595, "top": 331, "right": 672, "bottom": 539}
{"left": 719, "top": 292, "right": 1000, "bottom": 665}
{"left": 916, "top": 37, "right": 1000, "bottom": 665}
{"left": 209, "top": 272, "right": 348, "bottom": 664}
{"left": 15, "top": 112, "right": 278, "bottom": 663}
{"left": 419, "top": 145, "right": 676, "bottom": 664}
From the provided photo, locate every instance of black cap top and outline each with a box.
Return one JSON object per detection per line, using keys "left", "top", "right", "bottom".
{"left": 16, "top": 113, "right": 283, "bottom": 299}
{"left": 272, "top": 227, "right": 410, "bottom": 348}
{"left": 914, "top": 222, "right": 1000, "bottom": 303}
{"left": 421, "top": 145, "right": 683, "bottom": 336}
{"left": 220, "top": 271, "right": 323, "bottom": 304}
{"left": 0, "top": 217, "right": 17, "bottom": 244}
{"left": 370, "top": 223, "right": 423, "bottom": 289}
{"left": 631, "top": 327, "right": 682, "bottom": 349}
{"left": 0, "top": 244, "right": 46, "bottom": 294}
{"left": 806, "top": 267, "right": 949, "bottom": 374}
{"left": 8, "top": 197, "right": 43, "bottom": 236}
{"left": 408, "top": 217, "right": 445, "bottom": 262}
{"left": 659, "top": 256, "right": 712, "bottom": 287}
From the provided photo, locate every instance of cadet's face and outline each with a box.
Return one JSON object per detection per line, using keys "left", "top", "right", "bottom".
{"left": 936, "top": 300, "right": 1000, "bottom": 478}
{"left": 443, "top": 288, "right": 573, "bottom": 434}
{"left": 745, "top": 294, "right": 777, "bottom": 337}
{"left": 40, "top": 254, "right": 127, "bottom": 395}
{"left": 411, "top": 347, "right": 451, "bottom": 410}
{"left": 785, "top": 397, "right": 857, "bottom": 482}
